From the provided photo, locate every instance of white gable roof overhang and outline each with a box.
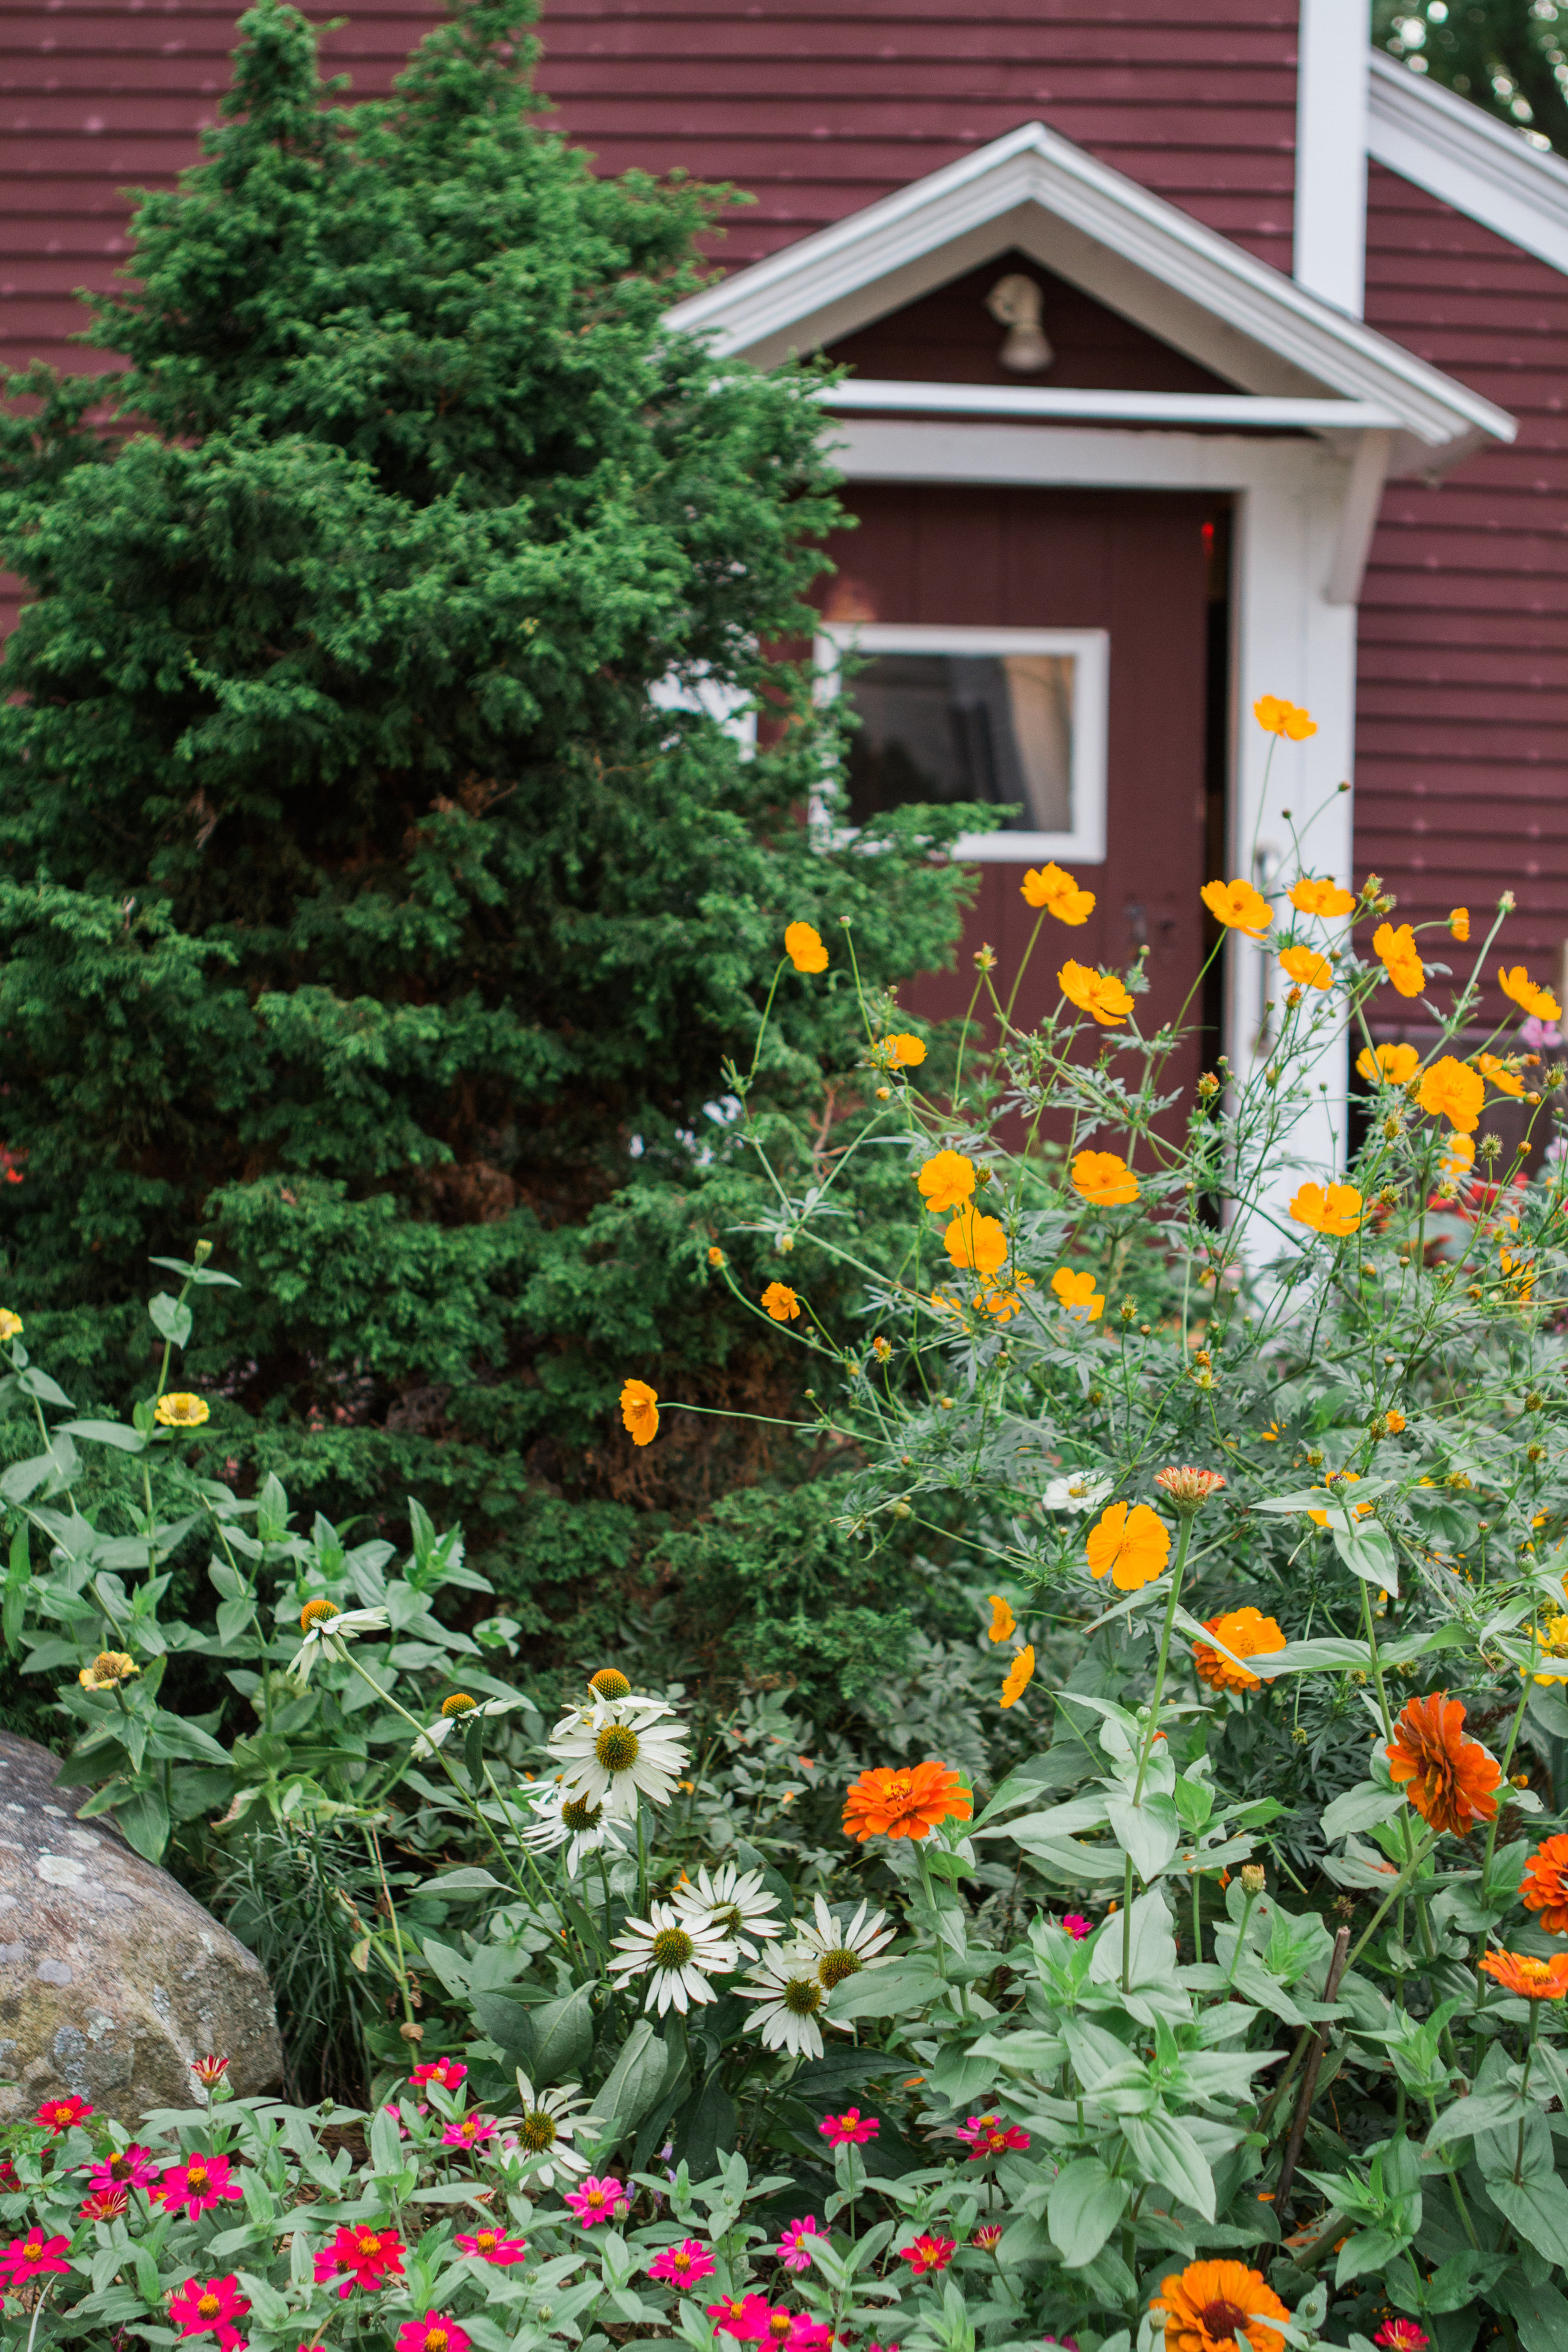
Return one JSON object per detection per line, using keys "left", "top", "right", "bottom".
{"left": 1368, "top": 50, "right": 1568, "bottom": 281}
{"left": 664, "top": 119, "right": 1515, "bottom": 478}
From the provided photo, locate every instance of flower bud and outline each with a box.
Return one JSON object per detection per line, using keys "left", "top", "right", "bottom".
{"left": 1241, "top": 1864, "right": 1266, "bottom": 1895}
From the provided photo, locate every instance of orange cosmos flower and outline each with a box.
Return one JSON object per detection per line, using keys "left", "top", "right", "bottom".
{"left": 619, "top": 1380, "right": 659, "bottom": 1448}
{"left": 1357, "top": 1042, "right": 1419, "bottom": 1086}
{"left": 1051, "top": 1267, "right": 1104, "bottom": 1322}
{"left": 1441, "top": 1131, "right": 1475, "bottom": 1175}
{"left": 1449, "top": 908, "right": 1470, "bottom": 941}
{"left": 1417, "top": 1054, "right": 1485, "bottom": 1134}
{"left": 1279, "top": 945, "right": 1333, "bottom": 992}
{"left": 1201, "top": 879, "right": 1272, "bottom": 941}
{"left": 1288, "top": 877, "right": 1355, "bottom": 918}
{"left": 1476, "top": 1052, "right": 1526, "bottom": 1100}
{"left": 1000, "top": 1646, "right": 1035, "bottom": 1708}
{"left": 1059, "top": 960, "right": 1133, "bottom": 1026}
{"left": 1022, "top": 862, "right": 1096, "bottom": 923}
{"left": 944, "top": 1208, "right": 1008, "bottom": 1277}
{"left": 842, "top": 1761, "right": 973, "bottom": 1843}
{"left": 1071, "top": 1150, "right": 1139, "bottom": 1207}
{"left": 917, "top": 1150, "right": 975, "bottom": 1214}
{"left": 1193, "top": 1607, "right": 1286, "bottom": 1693}
{"left": 1385, "top": 1692, "right": 1501, "bottom": 1837}
{"left": 785, "top": 921, "right": 828, "bottom": 973}
{"left": 761, "top": 1282, "right": 801, "bottom": 1322}
{"left": 1373, "top": 922, "right": 1426, "bottom": 999}
{"left": 885, "top": 1032, "right": 926, "bottom": 1067}
{"left": 1086, "top": 1501, "right": 1171, "bottom": 1591}
{"left": 1522, "top": 1833, "right": 1568, "bottom": 1934}
{"left": 1152, "top": 2258, "right": 1291, "bottom": 2352}
{"left": 987, "top": 1595, "right": 1016, "bottom": 1644}
{"left": 1500, "top": 965, "right": 1562, "bottom": 1021}
{"left": 1289, "top": 1182, "right": 1364, "bottom": 1237}
{"left": 1307, "top": 1471, "right": 1372, "bottom": 1527}
{"left": 1253, "top": 697, "right": 1316, "bottom": 743}
{"left": 1384, "top": 1409, "right": 1407, "bottom": 1434}
{"left": 1480, "top": 1949, "right": 1568, "bottom": 2000}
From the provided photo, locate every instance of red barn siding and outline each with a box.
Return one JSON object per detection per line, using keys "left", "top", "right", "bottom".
{"left": 1358, "top": 157, "right": 1568, "bottom": 1024}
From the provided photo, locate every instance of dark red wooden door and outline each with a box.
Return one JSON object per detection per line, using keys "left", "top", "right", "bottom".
{"left": 817, "top": 483, "right": 1214, "bottom": 1095}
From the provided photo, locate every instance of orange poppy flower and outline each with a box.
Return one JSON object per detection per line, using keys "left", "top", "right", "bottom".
{"left": 987, "top": 1595, "right": 1016, "bottom": 1645}
{"left": 761, "top": 1282, "right": 801, "bottom": 1322}
{"left": 917, "top": 1150, "right": 976, "bottom": 1214}
{"left": 619, "top": 1379, "right": 659, "bottom": 1448}
{"left": 944, "top": 1209, "right": 1008, "bottom": 1277}
{"left": 1253, "top": 697, "right": 1316, "bottom": 742}
{"left": 1086, "top": 1501, "right": 1171, "bottom": 1591}
{"left": 1022, "top": 862, "right": 1096, "bottom": 924}
{"left": 1357, "top": 1042, "right": 1418, "bottom": 1086}
{"left": 1193, "top": 1607, "right": 1287, "bottom": 1693}
{"left": 1201, "top": 879, "right": 1273, "bottom": 941}
{"left": 1152, "top": 2259, "right": 1291, "bottom": 2352}
{"left": 1289, "top": 877, "right": 1356, "bottom": 918}
{"left": 842, "top": 1761, "right": 973, "bottom": 1843}
{"left": 1499, "top": 965, "right": 1562, "bottom": 1022}
{"left": 1000, "top": 1645, "right": 1035, "bottom": 1708}
{"left": 1071, "top": 1150, "right": 1139, "bottom": 1207}
{"left": 1373, "top": 921, "right": 1426, "bottom": 999}
{"left": 1385, "top": 1692, "right": 1501, "bottom": 1837}
{"left": 1289, "top": 1182, "right": 1365, "bottom": 1238}
{"left": 1479, "top": 1949, "right": 1568, "bottom": 2000}
{"left": 1522, "top": 1833, "right": 1568, "bottom": 1934}
{"left": 1418, "top": 1054, "right": 1485, "bottom": 1135}
{"left": 1059, "top": 960, "right": 1133, "bottom": 1027}
{"left": 1279, "top": 945, "right": 1333, "bottom": 992}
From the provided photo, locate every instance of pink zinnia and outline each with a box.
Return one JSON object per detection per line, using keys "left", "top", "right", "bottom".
{"left": 190, "top": 2055, "right": 230, "bottom": 2090}
{"left": 1061, "top": 1912, "right": 1090, "bottom": 1941}
{"left": 563, "top": 2175, "right": 627, "bottom": 2228}
{"left": 411, "top": 2059, "right": 467, "bottom": 2090}
{"left": 34, "top": 2094, "right": 93, "bottom": 2134}
{"left": 80, "top": 2186, "right": 130, "bottom": 2222}
{"left": 707, "top": 2295, "right": 778, "bottom": 2343}
{"left": 778, "top": 2217, "right": 822, "bottom": 2274}
{"left": 955, "top": 2112, "right": 1030, "bottom": 2159}
{"left": 454, "top": 2228, "right": 527, "bottom": 2265}
{"left": 0, "top": 2233, "right": 72, "bottom": 2284}
{"left": 440, "top": 2115, "right": 495, "bottom": 2151}
{"left": 818, "top": 2108, "right": 878, "bottom": 2146}
{"left": 787, "top": 2323, "right": 833, "bottom": 2352}
{"left": 898, "top": 2235, "right": 956, "bottom": 2277}
{"left": 87, "top": 2144, "right": 158, "bottom": 2194}
{"left": 169, "top": 2275, "right": 251, "bottom": 2345}
{"left": 1374, "top": 2329, "right": 1429, "bottom": 2352}
{"left": 649, "top": 2238, "right": 716, "bottom": 2286}
{"left": 154, "top": 2152, "right": 243, "bottom": 2218}
{"left": 396, "top": 2316, "right": 471, "bottom": 2352}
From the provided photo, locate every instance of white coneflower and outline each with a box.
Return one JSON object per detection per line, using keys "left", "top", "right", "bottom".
{"left": 610, "top": 1902, "right": 737, "bottom": 2016}
{"left": 411, "top": 1692, "right": 528, "bottom": 1759}
{"left": 289, "top": 1599, "right": 391, "bottom": 1681}
{"left": 672, "top": 1863, "right": 783, "bottom": 1961}
{"left": 498, "top": 2074, "right": 598, "bottom": 2189}
{"left": 1042, "top": 1473, "right": 1113, "bottom": 1513}
{"left": 741, "top": 1952, "right": 849, "bottom": 2060}
{"left": 519, "top": 1779, "right": 632, "bottom": 1875}
{"left": 547, "top": 1695, "right": 689, "bottom": 1821}
{"left": 790, "top": 1894, "right": 896, "bottom": 1991}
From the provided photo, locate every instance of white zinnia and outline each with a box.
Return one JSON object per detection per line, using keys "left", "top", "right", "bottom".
{"left": 519, "top": 1778, "right": 632, "bottom": 1875}
{"left": 498, "top": 2073, "right": 598, "bottom": 2189}
{"left": 741, "top": 1950, "right": 849, "bottom": 2060}
{"left": 610, "top": 1901, "right": 737, "bottom": 2015}
{"left": 1042, "top": 1473, "right": 1113, "bottom": 1513}
{"left": 289, "top": 1605, "right": 391, "bottom": 1681}
{"left": 790, "top": 1894, "right": 895, "bottom": 1991}
{"left": 673, "top": 1863, "right": 783, "bottom": 1961}
{"left": 547, "top": 1695, "right": 689, "bottom": 1821}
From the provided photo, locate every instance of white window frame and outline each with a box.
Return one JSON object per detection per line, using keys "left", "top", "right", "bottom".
{"left": 813, "top": 621, "right": 1110, "bottom": 864}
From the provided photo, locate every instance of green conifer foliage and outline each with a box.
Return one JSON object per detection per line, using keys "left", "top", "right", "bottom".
{"left": 0, "top": 0, "right": 972, "bottom": 1675}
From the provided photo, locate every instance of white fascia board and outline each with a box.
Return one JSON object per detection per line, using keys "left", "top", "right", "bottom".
{"left": 664, "top": 117, "right": 1516, "bottom": 462}
{"left": 820, "top": 381, "right": 1402, "bottom": 429}
{"left": 1368, "top": 50, "right": 1568, "bottom": 279}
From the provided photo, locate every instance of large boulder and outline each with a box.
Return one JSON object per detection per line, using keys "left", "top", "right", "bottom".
{"left": 0, "top": 1731, "right": 282, "bottom": 2124}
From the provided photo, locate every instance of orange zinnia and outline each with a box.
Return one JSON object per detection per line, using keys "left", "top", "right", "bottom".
{"left": 1192, "top": 1607, "right": 1286, "bottom": 1693}
{"left": 1086, "top": 1501, "right": 1171, "bottom": 1591}
{"left": 842, "top": 1761, "right": 973, "bottom": 1843}
{"left": 1059, "top": 960, "right": 1133, "bottom": 1027}
{"left": 1152, "top": 2259, "right": 1291, "bottom": 2352}
{"left": 619, "top": 1379, "right": 659, "bottom": 1448}
{"left": 1522, "top": 1833, "right": 1568, "bottom": 1934}
{"left": 1385, "top": 1692, "right": 1501, "bottom": 1837}
{"left": 1479, "top": 1949, "right": 1568, "bottom": 2000}
{"left": 1357, "top": 1042, "right": 1418, "bottom": 1086}
{"left": 1071, "top": 1150, "right": 1139, "bottom": 1207}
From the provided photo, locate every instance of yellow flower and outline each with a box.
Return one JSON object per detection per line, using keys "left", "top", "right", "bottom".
{"left": 884, "top": 1032, "right": 926, "bottom": 1068}
{"left": 761, "top": 1282, "right": 801, "bottom": 1322}
{"left": 1289, "top": 877, "right": 1355, "bottom": 918}
{"left": 973, "top": 1276, "right": 1034, "bottom": 1323}
{"left": 872, "top": 1335, "right": 892, "bottom": 1361}
{"left": 620, "top": 1379, "right": 659, "bottom": 1446}
{"left": 1478, "top": 1052, "right": 1525, "bottom": 1100}
{"left": 1071, "top": 1150, "right": 1139, "bottom": 1207}
{"left": 1442, "top": 1131, "right": 1475, "bottom": 1176}
{"left": 784, "top": 921, "right": 828, "bottom": 974}
{"left": 1531, "top": 1613, "right": 1568, "bottom": 1685}
{"left": 1308, "top": 1471, "right": 1374, "bottom": 1528}
{"left": 1373, "top": 921, "right": 1426, "bottom": 999}
{"left": 707, "top": 1246, "right": 726, "bottom": 1267}
{"left": 917, "top": 1150, "right": 976, "bottom": 1214}
{"left": 1418, "top": 1054, "right": 1485, "bottom": 1135}
{"left": 1022, "top": 862, "right": 1096, "bottom": 924}
{"left": 1000, "top": 1645, "right": 1036, "bottom": 1708}
{"left": 944, "top": 1208, "right": 1009, "bottom": 1278}
{"left": 1059, "top": 960, "right": 1133, "bottom": 1027}
{"left": 1254, "top": 695, "right": 1316, "bottom": 739}
{"left": 1356, "top": 1042, "right": 1419, "bottom": 1086}
{"left": 1384, "top": 1409, "right": 1407, "bottom": 1434}
{"left": 1500, "top": 964, "right": 1562, "bottom": 1021}
{"left": 1260, "top": 1421, "right": 1282, "bottom": 1443}
{"left": 1051, "top": 1267, "right": 1104, "bottom": 1323}
{"left": 77, "top": 1651, "right": 137, "bottom": 1693}
{"left": 1289, "top": 1182, "right": 1365, "bottom": 1237}
{"left": 1279, "top": 945, "right": 1333, "bottom": 992}
{"left": 1449, "top": 908, "right": 1470, "bottom": 941}
{"left": 0, "top": 1310, "right": 21, "bottom": 1342}
{"left": 154, "top": 1392, "right": 209, "bottom": 1429}
{"left": 1201, "top": 878, "right": 1273, "bottom": 941}
{"left": 1086, "top": 1502, "right": 1172, "bottom": 1591}
{"left": 987, "top": 1594, "right": 1016, "bottom": 1644}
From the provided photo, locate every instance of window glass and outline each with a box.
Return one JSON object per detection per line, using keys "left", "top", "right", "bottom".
{"left": 842, "top": 652, "right": 1074, "bottom": 833}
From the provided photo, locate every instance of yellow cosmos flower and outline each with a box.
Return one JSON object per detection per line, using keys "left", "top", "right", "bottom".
{"left": 1050, "top": 1267, "right": 1104, "bottom": 1323}
{"left": 0, "top": 1310, "right": 21, "bottom": 1342}
{"left": 1000, "top": 1646, "right": 1036, "bottom": 1707}
{"left": 1201, "top": 879, "right": 1272, "bottom": 941}
{"left": 1254, "top": 695, "right": 1316, "bottom": 739}
{"left": 784, "top": 921, "right": 828, "bottom": 974}
{"left": 1279, "top": 945, "right": 1333, "bottom": 992}
{"left": 1372, "top": 922, "right": 1425, "bottom": 999}
{"left": 1500, "top": 964, "right": 1561, "bottom": 1021}
{"left": 1449, "top": 907, "right": 1470, "bottom": 941}
{"left": 1086, "top": 1502, "right": 1171, "bottom": 1590}
{"left": 1418, "top": 1055, "right": 1485, "bottom": 1135}
{"left": 1289, "top": 1182, "right": 1365, "bottom": 1237}
{"left": 917, "top": 1150, "right": 976, "bottom": 1214}
{"left": 884, "top": 1032, "right": 926, "bottom": 1067}
{"left": 1022, "top": 862, "right": 1096, "bottom": 923}
{"left": 1308, "top": 1471, "right": 1372, "bottom": 1527}
{"left": 1059, "top": 960, "right": 1133, "bottom": 1027}
{"left": 944, "top": 1209, "right": 1009, "bottom": 1278}
{"left": 620, "top": 1379, "right": 659, "bottom": 1446}
{"left": 987, "top": 1594, "right": 1016, "bottom": 1644}
{"left": 1384, "top": 1409, "right": 1407, "bottom": 1434}
{"left": 1477, "top": 1052, "right": 1526, "bottom": 1100}
{"left": 1441, "top": 1131, "right": 1476, "bottom": 1176}
{"left": 1356, "top": 1042, "right": 1419, "bottom": 1086}
{"left": 1071, "top": 1150, "right": 1139, "bottom": 1208}
{"left": 761, "top": 1282, "right": 801, "bottom": 1322}
{"left": 154, "top": 1392, "right": 209, "bottom": 1428}
{"left": 1289, "top": 877, "right": 1355, "bottom": 918}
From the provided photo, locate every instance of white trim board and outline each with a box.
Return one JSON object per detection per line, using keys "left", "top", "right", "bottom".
{"left": 1368, "top": 50, "right": 1568, "bottom": 280}
{"left": 665, "top": 119, "right": 1515, "bottom": 475}
{"left": 818, "top": 381, "right": 1401, "bottom": 433}
{"left": 1296, "top": 0, "right": 1370, "bottom": 315}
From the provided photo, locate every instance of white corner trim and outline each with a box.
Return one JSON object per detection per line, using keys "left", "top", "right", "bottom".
{"left": 1296, "top": 0, "right": 1369, "bottom": 315}
{"left": 664, "top": 118, "right": 1515, "bottom": 465}
{"left": 1368, "top": 50, "right": 1568, "bottom": 279}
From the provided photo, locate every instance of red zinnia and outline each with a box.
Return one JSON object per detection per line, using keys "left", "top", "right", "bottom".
{"left": 314, "top": 2223, "right": 407, "bottom": 2298}
{"left": 1374, "top": 2327, "right": 1429, "bottom": 2352}
{"left": 34, "top": 2095, "right": 92, "bottom": 2134}
{"left": 154, "top": 2153, "right": 242, "bottom": 2219}
{"left": 898, "top": 2235, "right": 956, "bottom": 2277}
{"left": 80, "top": 2186, "right": 130, "bottom": 2222}
{"left": 169, "top": 2274, "right": 251, "bottom": 2347}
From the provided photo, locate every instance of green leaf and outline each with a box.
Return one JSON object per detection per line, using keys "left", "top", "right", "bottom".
{"left": 1118, "top": 2109, "right": 1217, "bottom": 2221}
{"left": 148, "top": 1293, "right": 193, "bottom": 1349}
{"left": 672, "top": 2070, "right": 736, "bottom": 2180}
{"left": 114, "top": 1783, "right": 171, "bottom": 1863}
{"left": 1333, "top": 1517, "right": 1399, "bottom": 1596}
{"left": 1047, "top": 2156, "right": 1130, "bottom": 2267}
{"left": 1485, "top": 2174, "right": 1568, "bottom": 2266}
{"left": 595, "top": 2020, "right": 675, "bottom": 2143}
{"left": 470, "top": 1991, "right": 536, "bottom": 2064}
{"left": 18, "top": 1366, "right": 74, "bottom": 1409}
{"left": 1322, "top": 1783, "right": 1408, "bottom": 1841}
{"left": 531, "top": 1983, "right": 594, "bottom": 2085}
{"left": 55, "top": 1419, "right": 149, "bottom": 1454}
{"left": 1104, "top": 1790, "right": 1181, "bottom": 1880}
{"left": 827, "top": 1959, "right": 942, "bottom": 2021}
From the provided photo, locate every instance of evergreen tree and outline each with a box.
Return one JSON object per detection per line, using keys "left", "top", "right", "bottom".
{"left": 0, "top": 0, "right": 972, "bottom": 1689}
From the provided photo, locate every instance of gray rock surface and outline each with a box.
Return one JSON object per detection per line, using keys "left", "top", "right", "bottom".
{"left": 0, "top": 1730, "right": 282, "bottom": 2123}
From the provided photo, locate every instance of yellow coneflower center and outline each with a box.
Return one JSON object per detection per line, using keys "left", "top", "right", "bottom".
{"left": 1198, "top": 2301, "right": 1248, "bottom": 2344}
{"left": 561, "top": 1796, "right": 601, "bottom": 1831}
{"left": 713, "top": 1904, "right": 743, "bottom": 1935}
{"left": 596, "top": 1725, "right": 640, "bottom": 1772}
{"left": 299, "top": 1597, "right": 339, "bottom": 1631}
{"left": 197, "top": 2296, "right": 222, "bottom": 2321}
{"left": 817, "top": 1948, "right": 862, "bottom": 1988}
{"left": 519, "top": 2110, "right": 556, "bottom": 2151}
{"left": 590, "top": 1668, "right": 632, "bottom": 1700}
{"left": 441, "top": 1693, "right": 477, "bottom": 1718}
{"left": 651, "top": 1927, "right": 695, "bottom": 1970}
{"left": 782, "top": 1977, "right": 823, "bottom": 2016}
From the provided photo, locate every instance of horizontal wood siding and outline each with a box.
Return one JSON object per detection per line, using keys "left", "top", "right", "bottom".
{"left": 1359, "top": 157, "right": 1568, "bottom": 1029}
